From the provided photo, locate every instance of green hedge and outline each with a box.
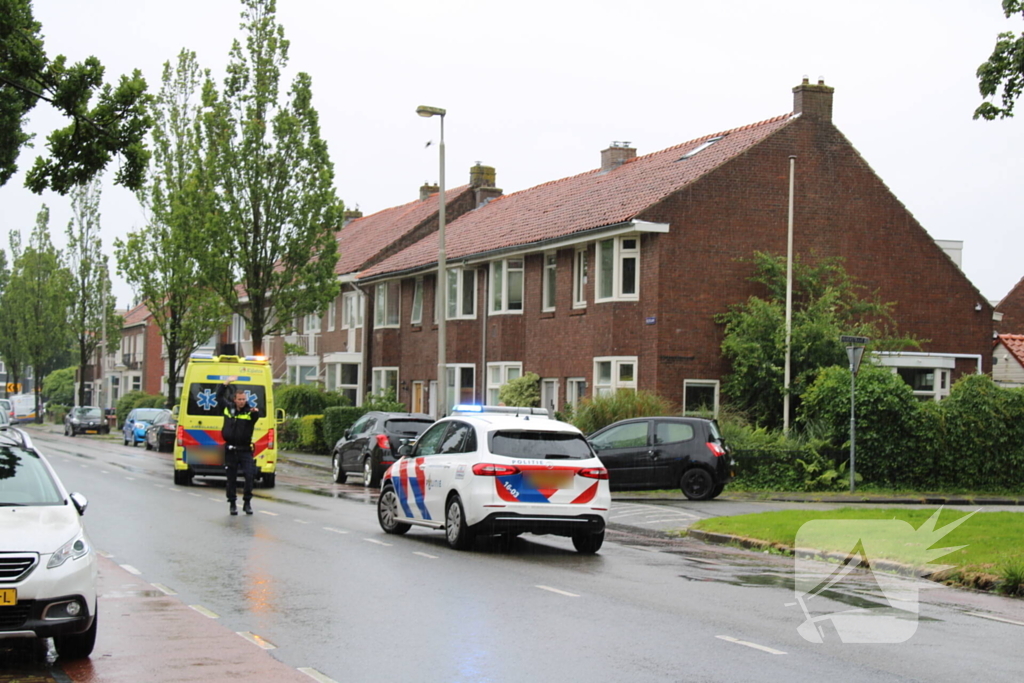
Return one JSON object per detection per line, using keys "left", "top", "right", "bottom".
{"left": 323, "top": 406, "right": 367, "bottom": 450}
{"left": 572, "top": 390, "right": 674, "bottom": 434}
{"left": 274, "top": 384, "right": 350, "bottom": 417}
{"left": 115, "top": 391, "right": 167, "bottom": 427}
{"left": 296, "top": 415, "right": 327, "bottom": 454}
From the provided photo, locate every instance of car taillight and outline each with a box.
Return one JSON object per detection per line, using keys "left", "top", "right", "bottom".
{"left": 578, "top": 467, "right": 609, "bottom": 480}
{"left": 376, "top": 434, "right": 391, "bottom": 450}
{"left": 472, "top": 463, "right": 520, "bottom": 476}
{"left": 706, "top": 442, "right": 726, "bottom": 457}
{"left": 176, "top": 426, "right": 184, "bottom": 447}
{"left": 267, "top": 428, "right": 275, "bottom": 449}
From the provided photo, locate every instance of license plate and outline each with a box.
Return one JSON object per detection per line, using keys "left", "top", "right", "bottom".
{"left": 526, "top": 471, "right": 573, "bottom": 489}
{"left": 0, "top": 588, "right": 16, "bottom": 606}
{"left": 85, "top": 430, "right": 98, "bottom": 434}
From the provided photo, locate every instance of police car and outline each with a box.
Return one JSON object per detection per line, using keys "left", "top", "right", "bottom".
{"left": 376, "top": 406, "right": 611, "bottom": 553}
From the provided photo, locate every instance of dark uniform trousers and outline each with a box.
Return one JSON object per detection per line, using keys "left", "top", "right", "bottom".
{"left": 225, "top": 446, "right": 255, "bottom": 504}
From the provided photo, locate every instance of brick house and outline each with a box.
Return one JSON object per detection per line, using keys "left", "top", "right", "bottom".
{"left": 352, "top": 79, "right": 994, "bottom": 417}
{"left": 992, "top": 334, "right": 1024, "bottom": 388}
{"left": 995, "top": 276, "right": 1024, "bottom": 334}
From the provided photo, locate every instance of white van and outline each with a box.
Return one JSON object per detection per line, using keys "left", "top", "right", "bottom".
{"left": 9, "top": 394, "right": 38, "bottom": 424}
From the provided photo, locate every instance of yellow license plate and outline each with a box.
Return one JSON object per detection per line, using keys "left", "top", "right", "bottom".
{"left": 526, "top": 471, "right": 573, "bottom": 489}
{"left": 0, "top": 588, "right": 16, "bottom": 606}
{"left": 85, "top": 430, "right": 98, "bottom": 434}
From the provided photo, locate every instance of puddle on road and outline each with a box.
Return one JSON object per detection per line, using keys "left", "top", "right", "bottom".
{"left": 101, "top": 590, "right": 167, "bottom": 598}
{"left": 291, "top": 485, "right": 377, "bottom": 506}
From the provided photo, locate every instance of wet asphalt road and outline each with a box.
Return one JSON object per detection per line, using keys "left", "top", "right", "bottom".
{"left": 4, "top": 428, "right": 1024, "bottom": 683}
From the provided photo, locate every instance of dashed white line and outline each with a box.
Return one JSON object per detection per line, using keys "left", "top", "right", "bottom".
{"left": 298, "top": 667, "right": 338, "bottom": 683}
{"left": 536, "top": 585, "right": 579, "bottom": 597}
{"left": 364, "top": 538, "right": 392, "bottom": 546}
{"left": 124, "top": 477, "right": 135, "bottom": 481}
{"left": 323, "top": 527, "right": 349, "bottom": 534}
{"left": 208, "top": 497, "right": 222, "bottom": 502}
{"left": 151, "top": 583, "right": 177, "bottom": 595}
{"left": 190, "top": 605, "right": 220, "bottom": 619}
{"left": 966, "top": 612, "right": 1024, "bottom": 627}
{"left": 119, "top": 564, "right": 142, "bottom": 575}
{"left": 259, "top": 510, "right": 278, "bottom": 516}
{"left": 96, "top": 550, "right": 113, "bottom": 558}
{"left": 716, "top": 635, "right": 786, "bottom": 655}
{"left": 188, "top": 493, "right": 202, "bottom": 498}
{"left": 294, "top": 519, "right": 310, "bottom": 524}
{"left": 237, "top": 631, "right": 276, "bottom": 649}
{"left": 100, "top": 470, "right": 109, "bottom": 474}
{"left": 413, "top": 552, "right": 438, "bottom": 559}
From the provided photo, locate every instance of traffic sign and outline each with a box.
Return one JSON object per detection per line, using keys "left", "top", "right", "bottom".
{"left": 840, "top": 335, "right": 869, "bottom": 345}
{"left": 5, "top": 383, "right": 20, "bottom": 394}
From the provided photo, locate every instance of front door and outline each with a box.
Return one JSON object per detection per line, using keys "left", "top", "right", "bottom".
{"left": 412, "top": 381, "right": 425, "bottom": 414}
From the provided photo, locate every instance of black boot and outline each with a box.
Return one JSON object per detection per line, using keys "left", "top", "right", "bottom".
{"left": 243, "top": 501, "right": 253, "bottom": 515}
{"left": 229, "top": 502, "right": 238, "bottom": 516}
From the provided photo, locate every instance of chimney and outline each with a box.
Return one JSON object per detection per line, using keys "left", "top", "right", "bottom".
{"left": 419, "top": 182, "right": 440, "bottom": 201}
{"left": 600, "top": 142, "right": 636, "bottom": 172}
{"left": 341, "top": 208, "right": 362, "bottom": 226}
{"left": 470, "top": 163, "right": 502, "bottom": 208}
{"left": 792, "top": 77, "right": 834, "bottom": 121}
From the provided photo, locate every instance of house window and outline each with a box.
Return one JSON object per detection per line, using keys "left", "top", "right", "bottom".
{"left": 339, "top": 363, "right": 360, "bottom": 405}
{"left": 231, "top": 314, "right": 246, "bottom": 342}
{"left": 411, "top": 278, "right": 424, "bottom": 325}
{"left": 305, "top": 311, "right": 321, "bottom": 334}
{"left": 446, "top": 268, "right": 476, "bottom": 319}
{"left": 131, "top": 375, "right": 142, "bottom": 392}
{"left": 683, "top": 380, "right": 719, "bottom": 417}
{"left": 490, "top": 259, "right": 524, "bottom": 314}
{"left": 896, "top": 368, "right": 951, "bottom": 402}
{"left": 342, "top": 291, "right": 364, "bottom": 330}
{"left": 486, "top": 362, "right": 522, "bottom": 405}
{"left": 593, "top": 357, "right": 637, "bottom": 397}
{"left": 567, "top": 377, "right": 587, "bottom": 409}
{"left": 110, "top": 376, "right": 120, "bottom": 402}
{"left": 327, "top": 298, "right": 337, "bottom": 332}
{"left": 374, "top": 282, "right": 400, "bottom": 327}
{"left": 596, "top": 235, "right": 639, "bottom": 302}
{"left": 446, "top": 364, "right": 476, "bottom": 413}
{"left": 543, "top": 253, "right": 557, "bottom": 312}
{"left": 573, "top": 248, "right": 588, "bottom": 308}
{"left": 288, "top": 365, "right": 318, "bottom": 385}
{"left": 372, "top": 367, "right": 399, "bottom": 396}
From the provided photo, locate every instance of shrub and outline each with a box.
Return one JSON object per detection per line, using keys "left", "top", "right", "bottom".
{"left": 297, "top": 414, "right": 327, "bottom": 453}
{"left": 571, "top": 390, "right": 674, "bottom": 435}
{"left": 275, "top": 384, "right": 329, "bottom": 417}
{"left": 42, "top": 367, "right": 76, "bottom": 407}
{"left": 323, "top": 406, "right": 367, "bottom": 449}
{"left": 498, "top": 372, "right": 540, "bottom": 407}
{"left": 278, "top": 418, "right": 301, "bottom": 450}
{"left": 115, "top": 391, "right": 166, "bottom": 427}
{"left": 363, "top": 388, "right": 405, "bottom": 412}
{"left": 47, "top": 404, "right": 70, "bottom": 425}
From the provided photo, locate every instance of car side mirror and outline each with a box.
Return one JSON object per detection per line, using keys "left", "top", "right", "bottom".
{"left": 276, "top": 408, "right": 285, "bottom": 425}
{"left": 69, "top": 492, "right": 88, "bottom": 516}
{"left": 172, "top": 405, "right": 180, "bottom": 417}
{"left": 397, "top": 444, "right": 413, "bottom": 457}
{"left": 344, "top": 429, "right": 351, "bottom": 439}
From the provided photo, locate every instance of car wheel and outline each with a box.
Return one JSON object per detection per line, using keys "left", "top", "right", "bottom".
{"left": 680, "top": 468, "right": 714, "bottom": 501}
{"left": 132, "top": 437, "right": 139, "bottom": 447}
{"left": 572, "top": 529, "right": 605, "bottom": 554}
{"left": 103, "top": 426, "right": 110, "bottom": 435}
{"left": 377, "top": 486, "right": 411, "bottom": 535}
{"left": 710, "top": 483, "right": 725, "bottom": 499}
{"left": 63, "top": 424, "right": 70, "bottom": 437}
{"left": 363, "top": 456, "right": 381, "bottom": 488}
{"left": 332, "top": 453, "right": 347, "bottom": 484}
{"left": 55, "top": 611, "right": 97, "bottom": 660}
{"left": 445, "top": 495, "right": 474, "bottom": 551}
{"left": 262, "top": 473, "right": 276, "bottom": 489}
{"left": 123, "top": 433, "right": 129, "bottom": 446}
{"left": 69, "top": 427, "right": 76, "bottom": 437}
{"left": 144, "top": 439, "right": 152, "bottom": 451}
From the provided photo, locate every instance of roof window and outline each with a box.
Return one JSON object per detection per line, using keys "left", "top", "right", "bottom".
{"left": 678, "top": 136, "right": 724, "bottom": 161}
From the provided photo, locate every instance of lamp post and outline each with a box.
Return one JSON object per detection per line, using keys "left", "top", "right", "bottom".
{"left": 417, "top": 105, "right": 447, "bottom": 418}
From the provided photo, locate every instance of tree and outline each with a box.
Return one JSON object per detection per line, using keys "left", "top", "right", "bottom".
{"left": 498, "top": 372, "right": 541, "bottom": 407}
{"left": 0, "top": 234, "right": 28, "bottom": 396}
{"left": 66, "top": 179, "right": 121, "bottom": 406}
{"left": 0, "top": 0, "right": 152, "bottom": 193}
{"left": 4, "top": 207, "right": 73, "bottom": 420}
{"left": 975, "top": 0, "right": 1024, "bottom": 120}
{"left": 717, "top": 252, "right": 919, "bottom": 430}
{"left": 117, "top": 50, "right": 229, "bottom": 410}
{"left": 199, "top": 0, "right": 341, "bottom": 355}
{"left": 43, "top": 366, "right": 75, "bottom": 406}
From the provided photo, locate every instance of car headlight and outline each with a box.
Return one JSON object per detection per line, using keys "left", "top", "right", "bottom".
{"left": 71, "top": 419, "right": 80, "bottom": 424}
{"left": 48, "top": 533, "right": 90, "bottom": 569}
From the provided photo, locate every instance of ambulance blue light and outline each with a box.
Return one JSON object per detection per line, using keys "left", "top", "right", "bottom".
{"left": 190, "top": 353, "right": 214, "bottom": 359}
{"left": 452, "top": 404, "right": 483, "bottom": 412}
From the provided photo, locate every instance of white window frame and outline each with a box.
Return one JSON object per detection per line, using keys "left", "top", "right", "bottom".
{"left": 595, "top": 235, "right": 640, "bottom": 302}
{"left": 573, "top": 248, "right": 588, "bottom": 308}
{"left": 371, "top": 367, "right": 399, "bottom": 396}
{"left": 288, "top": 364, "right": 319, "bottom": 386}
{"left": 327, "top": 298, "right": 337, "bottom": 332}
{"left": 230, "top": 314, "right": 246, "bottom": 343}
{"left": 374, "top": 282, "right": 400, "bottom": 328}
{"left": 342, "top": 291, "right": 364, "bottom": 330}
{"left": 411, "top": 277, "right": 424, "bottom": 325}
{"left": 542, "top": 252, "right": 557, "bottom": 312}
{"left": 446, "top": 268, "right": 477, "bottom": 320}
{"left": 540, "top": 378, "right": 559, "bottom": 415}
{"left": 489, "top": 258, "right": 524, "bottom": 315}
{"left": 593, "top": 356, "right": 638, "bottom": 397}
{"left": 486, "top": 362, "right": 523, "bottom": 406}
{"left": 683, "top": 379, "right": 720, "bottom": 417}
{"left": 567, "top": 377, "right": 587, "bottom": 409}
{"left": 446, "top": 364, "right": 476, "bottom": 414}
{"left": 305, "top": 311, "right": 322, "bottom": 334}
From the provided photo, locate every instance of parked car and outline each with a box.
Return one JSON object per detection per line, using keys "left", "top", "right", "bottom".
{"left": 0, "top": 424, "right": 98, "bottom": 659}
{"left": 0, "top": 399, "right": 13, "bottom": 424}
{"left": 63, "top": 406, "right": 109, "bottom": 437}
{"left": 122, "top": 408, "right": 168, "bottom": 447}
{"left": 143, "top": 410, "right": 176, "bottom": 452}
{"left": 587, "top": 416, "right": 733, "bottom": 500}
{"left": 332, "top": 411, "right": 434, "bottom": 487}
{"left": 377, "top": 406, "right": 611, "bottom": 553}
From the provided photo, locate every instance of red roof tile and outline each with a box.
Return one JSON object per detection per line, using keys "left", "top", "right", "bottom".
{"left": 334, "top": 185, "right": 472, "bottom": 275}
{"left": 359, "top": 113, "right": 796, "bottom": 279}
{"left": 122, "top": 302, "right": 150, "bottom": 326}
{"left": 996, "top": 334, "right": 1024, "bottom": 367}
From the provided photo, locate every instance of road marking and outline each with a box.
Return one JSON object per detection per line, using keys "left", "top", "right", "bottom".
{"left": 364, "top": 538, "right": 392, "bottom": 546}
{"left": 716, "top": 635, "right": 787, "bottom": 655}
{"left": 100, "top": 470, "right": 109, "bottom": 474}
{"left": 125, "top": 477, "right": 135, "bottom": 481}
{"left": 237, "top": 631, "right": 276, "bottom": 649}
{"left": 298, "top": 667, "right": 338, "bottom": 682}
{"left": 188, "top": 493, "right": 202, "bottom": 498}
{"left": 413, "top": 552, "right": 438, "bottom": 559}
{"left": 323, "top": 527, "right": 349, "bottom": 534}
{"left": 536, "top": 585, "right": 579, "bottom": 597}
{"left": 153, "top": 485, "right": 164, "bottom": 489}
{"left": 966, "top": 612, "right": 1024, "bottom": 627}
{"left": 96, "top": 550, "right": 113, "bottom": 558}
{"left": 151, "top": 583, "right": 177, "bottom": 595}
{"left": 190, "top": 605, "right": 219, "bottom": 619}
{"left": 294, "top": 519, "right": 310, "bottom": 524}
{"left": 259, "top": 510, "right": 278, "bottom": 516}
{"left": 119, "top": 564, "right": 142, "bottom": 575}
{"left": 209, "top": 497, "right": 222, "bottom": 502}
{"left": 80, "top": 465, "right": 88, "bottom": 468}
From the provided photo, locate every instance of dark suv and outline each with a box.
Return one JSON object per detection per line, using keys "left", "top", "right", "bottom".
{"left": 332, "top": 412, "right": 434, "bottom": 487}
{"left": 587, "top": 416, "right": 733, "bottom": 500}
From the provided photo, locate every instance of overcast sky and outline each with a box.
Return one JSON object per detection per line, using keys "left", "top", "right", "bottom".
{"left": 2, "top": 0, "right": 1022, "bottom": 308}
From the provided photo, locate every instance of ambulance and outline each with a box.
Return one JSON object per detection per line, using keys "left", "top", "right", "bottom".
{"left": 172, "top": 354, "right": 283, "bottom": 487}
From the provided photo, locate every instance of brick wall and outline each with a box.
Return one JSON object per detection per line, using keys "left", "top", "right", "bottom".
{"left": 996, "top": 277, "right": 1024, "bottom": 333}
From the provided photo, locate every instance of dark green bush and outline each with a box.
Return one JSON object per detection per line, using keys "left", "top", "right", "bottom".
{"left": 571, "top": 390, "right": 674, "bottom": 434}
{"left": 278, "top": 418, "right": 301, "bottom": 450}
{"left": 323, "top": 406, "right": 367, "bottom": 449}
{"left": 297, "top": 415, "right": 327, "bottom": 453}
{"left": 115, "top": 391, "right": 167, "bottom": 427}
{"left": 43, "top": 367, "right": 76, "bottom": 407}
{"left": 275, "top": 384, "right": 328, "bottom": 417}
{"left": 498, "top": 372, "right": 540, "bottom": 407}
{"left": 363, "top": 388, "right": 405, "bottom": 412}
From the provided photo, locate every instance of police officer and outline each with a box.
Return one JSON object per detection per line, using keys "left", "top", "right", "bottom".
{"left": 216, "top": 377, "right": 260, "bottom": 515}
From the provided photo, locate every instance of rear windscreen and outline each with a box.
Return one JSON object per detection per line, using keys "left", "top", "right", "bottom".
{"left": 383, "top": 419, "right": 434, "bottom": 436}
{"left": 489, "top": 431, "right": 593, "bottom": 460}
{"left": 186, "top": 382, "right": 267, "bottom": 417}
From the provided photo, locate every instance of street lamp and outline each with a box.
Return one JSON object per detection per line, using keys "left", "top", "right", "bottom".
{"left": 417, "top": 105, "right": 447, "bottom": 418}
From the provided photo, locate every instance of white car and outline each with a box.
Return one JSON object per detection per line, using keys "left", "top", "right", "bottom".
{"left": 0, "top": 425, "right": 98, "bottom": 659}
{"left": 377, "top": 406, "right": 611, "bottom": 553}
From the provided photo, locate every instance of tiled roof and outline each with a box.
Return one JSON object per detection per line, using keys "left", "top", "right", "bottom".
{"left": 122, "top": 302, "right": 150, "bottom": 327}
{"left": 334, "top": 185, "right": 472, "bottom": 275}
{"left": 996, "top": 334, "right": 1024, "bottom": 367}
{"left": 359, "top": 113, "right": 796, "bottom": 279}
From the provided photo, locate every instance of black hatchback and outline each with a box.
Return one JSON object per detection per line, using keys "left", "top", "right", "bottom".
{"left": 587, "top": 416, "right": 733, "bottom": 500}
{"left": 332, "top": 412, "right": 435, "bottom": 487}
